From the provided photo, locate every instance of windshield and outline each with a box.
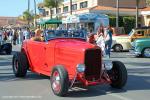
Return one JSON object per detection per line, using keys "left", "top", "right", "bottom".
{"left": 128, "top": 29, "right": 134, "bottom": 36}
{"left": 44, "top": 30, "right": 86, "bottom": 40}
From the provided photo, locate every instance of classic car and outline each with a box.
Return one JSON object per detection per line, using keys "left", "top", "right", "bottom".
{"left": 130, "top": 38, "right": 150, "bottom": 58}
{"left": 129, "top": 26, "right": 150, "bottom": 42}
{"left": 12, "top": 30, "right": 127, "bottom": 96}
{"left": 0, "top": 39, "right": 12, "bottom": 55}
{"left": 112, "top": 35, "right": 131, "bottom": 52}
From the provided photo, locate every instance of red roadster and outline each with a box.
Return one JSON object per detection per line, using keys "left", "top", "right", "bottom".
{"left": 12, "top": 30, "right": 127, "bottom": 96}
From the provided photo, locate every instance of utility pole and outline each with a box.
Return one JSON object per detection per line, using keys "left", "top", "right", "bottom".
{"left": 70, "top": 0, "right": 72, "bottom": 15}
{"left": 34, "top": 0, "right": 37, "bottom": 27}
{"left": 116, "top": 0, "right": 119, "bottom": 28}
{"left": 28, "top": 0, "right": 30, "bottom": 27}
{"left": 136, "top": 0, "right": 139, "bottom": 28}
{"left": 55, "top": 0, "right": 58, "bottom": 19}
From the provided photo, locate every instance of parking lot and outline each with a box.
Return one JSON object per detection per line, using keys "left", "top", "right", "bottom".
{"left": 0, "top": 45, "right": 150, "bottom": 100}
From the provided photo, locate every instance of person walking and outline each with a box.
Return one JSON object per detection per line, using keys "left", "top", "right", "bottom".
{"left": 105, "top": 25, "right": 113, "bottom": 58}
{"left": 96, "top": 26, "right": 105, "bottom": 56}
{"left": 18, "top": 28, "right": 24, "bottom": 44}
{"left": 13, "top": 29, "right": 18, "bottom": 45}
{"left": 23, "top": 28, "right": 30, "bottom": 40}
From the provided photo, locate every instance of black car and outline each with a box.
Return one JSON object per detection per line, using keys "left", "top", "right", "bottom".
{"left": 0, "top": 40, "right": 12, "bottom": 55}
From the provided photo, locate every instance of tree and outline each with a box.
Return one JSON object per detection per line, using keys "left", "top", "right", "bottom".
{"left": 22, "top": 10, "right": 34, "bottom": 22}
{"left": 43, "top": 0, "right": 63, "bottom": 19}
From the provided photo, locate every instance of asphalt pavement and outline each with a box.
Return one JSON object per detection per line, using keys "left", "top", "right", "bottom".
{"left": 0, "top": 44, "right": 150, "bottom": 100}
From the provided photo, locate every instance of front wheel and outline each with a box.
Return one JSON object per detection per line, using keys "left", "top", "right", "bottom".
{"left": 142, "top": 48, "right": 150, "bottom": 58}
{"left": 50, "top": 66, "right": 69, "bottom": 96}
{"left": 108, "top": 61, "right": 127, "bottom": 89}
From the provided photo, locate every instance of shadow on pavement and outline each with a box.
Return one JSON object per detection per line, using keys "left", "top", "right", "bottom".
{"left": 66, "top": 74, "right": 150, "bottom": 98}
{"left": 0, "top": 72, "right": 49, "bottom": 82}
{"left": 125, "top": 62, "right": 150, "bottom": 67}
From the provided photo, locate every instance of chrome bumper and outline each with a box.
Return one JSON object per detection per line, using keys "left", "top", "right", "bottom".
{"left": 129, "top": 49, "right": 141, "bottom": 56}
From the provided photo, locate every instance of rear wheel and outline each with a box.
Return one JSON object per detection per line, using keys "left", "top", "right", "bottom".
{"left": 109, "top": 61, "right": 127, "bottom": 89}
{"left": 142, "top": 48, "right": 150, "bottom": 58}
{"left": 12, "top": 52, "right": 28, "bottom": 77}
{"left": 50, "top": 66, "right": 69, "bottom": 96}
{"left": 113, "top": 44, "right": 123, "bottom": 52}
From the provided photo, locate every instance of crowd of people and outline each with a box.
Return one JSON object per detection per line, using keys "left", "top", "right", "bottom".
{"left": 0, "top": 27, "right": 36, "bottom": 45}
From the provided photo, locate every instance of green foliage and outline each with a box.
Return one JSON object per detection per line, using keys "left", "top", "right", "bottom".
{"left": 109, "top": 16, "right": 136, "bottom": 34}
{"left": 43, "top": 0, "right": 63, "bottom": 8}
{"left": 109, "top": 16, "right": 116, "bottom": 27}
{"left": 123, "top": 17, "right": 136, "bottom": 34}
{"left": 44, "top": 0, "right": 55, "bottom": 8}
{"left": 109, "top": 16, "right": 124, "bottom": 27}
{"left": 23, "top": 10, "right": 34, "bottom": 21}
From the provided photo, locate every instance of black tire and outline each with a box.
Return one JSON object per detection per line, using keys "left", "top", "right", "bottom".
{"left": 142, "top": 48, "right": 150, "bottom": 58}
{"left": 12, "top": 52, "right": 28, "bottom": 77}
{"left": 113, "top": 44, "right": 123, "bottom": 52}
{"left": 109, "top": 61, "right": 127, "bottom": 89}
{"left": 50, "top": 66, "right": 69, "bottom": 96}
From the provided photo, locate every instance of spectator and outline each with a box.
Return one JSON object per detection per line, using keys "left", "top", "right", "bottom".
{"left": 23, "top": 28, "right": 30, "bottom": 40}
{"left": 87, "top": 29, "right": 95, "bottom": 44}
{"left": 79, "top": 24, "right": 87, "bottom": 38}
{"left": 0, "top": 29, "right": 3, "bottom": 41}
{"left": 13, "top": 29, "right": 18, "bottom": 45}
{"left": 3, "top": 30, "right": 8, "bottom": 41}
{"left": 31, "top": 27, "right": 43, "bottom": 41}
{"left": 96, "top": 26, "right": 105, "bottom": 55}
{"left": 105, "top": 25, "right": 113, "bottom": 58}
{"left": 34, "top": 26, "right": 42, "bottom": 37}
{"left": 18, "top": 28, "right": 24, "bottom": 44}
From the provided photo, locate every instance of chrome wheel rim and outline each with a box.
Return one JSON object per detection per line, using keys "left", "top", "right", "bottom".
{"left": 115, "top": 45, "right": 122, "bottom": 51}
{"left": 51, "top": 71, "right": 61, "bottom": 93}
{"left": 144, "top": 48, "right": 150, "bottom": 57}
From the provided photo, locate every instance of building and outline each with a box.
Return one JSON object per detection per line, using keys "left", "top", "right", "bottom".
{"left": 0, "top": 17, "right": 17, "bottom": 27}
{"left": 38, "top": 0, "right": 150, "bottom": 26}
{"left": 0, "top": 16, "right": 27, "bottom": 28}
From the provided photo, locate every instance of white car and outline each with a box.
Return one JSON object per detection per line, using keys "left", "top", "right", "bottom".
{"left": 112, "top": 35, "right": 131, "bottom": 52}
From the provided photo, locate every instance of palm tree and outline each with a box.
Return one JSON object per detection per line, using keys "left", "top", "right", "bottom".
{"left": 23, "top": 10, "right": 33, "bottom": 22}
{"left": 43, "top": 0, "right": 62, "bottom": 19}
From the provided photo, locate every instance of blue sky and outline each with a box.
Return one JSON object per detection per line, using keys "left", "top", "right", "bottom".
{"left": 0, "top": 0, "right": 43, "bottom": 17}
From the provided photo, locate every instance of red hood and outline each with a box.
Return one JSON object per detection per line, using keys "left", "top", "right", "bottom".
{"left": 53, "top": 38, "right": 95, "bottom": 52}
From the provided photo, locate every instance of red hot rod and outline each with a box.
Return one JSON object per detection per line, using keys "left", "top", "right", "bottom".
{"left": 12, "top": 30, "right": 127, "bottom": 96}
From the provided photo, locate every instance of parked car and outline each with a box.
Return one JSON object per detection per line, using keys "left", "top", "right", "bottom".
{"left": 0, "top": 40, "right": 12, "bottom": 55}
{"left": 130, "top": 38, "right": 150, "bottom": 58}
{"left": 129, "top": 26, "right": 150, "bottom": 42}
{"left": 12, "top": 30, "right": 127, "bottom": 96}
{"left": 111, "top": 26, "right": 150, "bottom": 52}
{"left": 112, "top": 35, "right": 131, "bottom": 52}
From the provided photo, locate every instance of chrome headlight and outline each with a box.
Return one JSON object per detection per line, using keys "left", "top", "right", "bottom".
{"left": 104, "top": 61, "right": 113, "bottom": 70}
{"left": 76, "top": 64, "right": 85, "bottom": 73}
